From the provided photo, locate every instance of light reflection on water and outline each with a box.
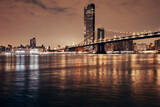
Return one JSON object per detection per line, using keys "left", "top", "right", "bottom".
{"left": 0, "top": 54, "right": 160, "bottom": 106}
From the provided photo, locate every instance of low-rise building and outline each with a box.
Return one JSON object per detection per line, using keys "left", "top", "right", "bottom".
{"left": 155, "top": 39, "right": 160, "bottom": 50}
{"left": 134, "top": 43, "right": 147, "bottom": 51}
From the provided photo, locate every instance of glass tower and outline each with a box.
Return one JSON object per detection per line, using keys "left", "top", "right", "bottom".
{"left": 84, "top": 3, "right": 95, "bottom": 43}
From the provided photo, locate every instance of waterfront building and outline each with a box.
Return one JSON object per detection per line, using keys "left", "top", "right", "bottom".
{"left": 9, "top": 38, "right": 46, "bottom": 54}
{"left": 134, "top": 43, "right": 147, "bottom": 51}
{"left": 36, "top": 45, "right": 46, "bottom": 52}
{"left": 14, "top": 48, "right": 44, "bottom": 55}
{"left": 154, "top": 39, "right": 160, "bottom": 50}
{"left": 148, "top": 43, "right": 155, "bottom": 50}
{"left": 84, "top": 3, "right": 95, "bottom": 43}
{"left": 106, "top": 40, "right": 133, "bottom": 51}
{"left": 106, "top": 43, "right": 114, "bottom": 51}
{"left": 0, "top": 46, "right": 5, "bottom": 52}
{"left": 122, "top": 40, "right": 134, "bottom": 51}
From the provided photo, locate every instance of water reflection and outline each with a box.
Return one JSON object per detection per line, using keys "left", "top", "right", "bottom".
{"left": 0, "top": 54, "right": 160, "bottom": 106}
{"left": 16, "top": 55, "right": 25, "bottom": 71}
{"left": 29, "top": 55, "right": 39, "bottom": 70}
{"left": 5, "top": 56, "right": 15, "bottom": 71}
{"left": 28, "top": 55, "right": 39, "bottom": 91}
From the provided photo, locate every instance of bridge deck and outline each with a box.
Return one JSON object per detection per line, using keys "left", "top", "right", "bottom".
{"left": 54, "top": 31, "right": 160, "bottom": 51}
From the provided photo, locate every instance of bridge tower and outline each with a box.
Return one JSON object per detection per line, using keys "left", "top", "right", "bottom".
{"left": 96, "top": 28, "right": 106, "bottom": 54}
{"left": 96, "top": 43, "right": 106, "bottom": 54}
{"left": 97, "top": 28, "right": 105, "bottom": 41}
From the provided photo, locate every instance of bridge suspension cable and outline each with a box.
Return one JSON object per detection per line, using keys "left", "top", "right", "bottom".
{"left": 105, "top": 26, "right": 160, "bottom": 35}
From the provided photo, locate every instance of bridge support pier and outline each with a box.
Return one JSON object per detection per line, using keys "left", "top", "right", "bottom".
{"left": 96, "top": 43, "right": 106, "bottom": 54}
{"left": 68, "top": 48, "right": 76, "bottom": 51}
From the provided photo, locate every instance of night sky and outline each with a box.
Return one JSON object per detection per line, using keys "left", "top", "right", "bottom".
{"left": 0, "top": 0, "right": 160, "bottom": 48}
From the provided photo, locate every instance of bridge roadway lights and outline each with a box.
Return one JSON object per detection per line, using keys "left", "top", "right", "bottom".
{"left": 68, "top": 47, "right": 84, "bottom": 52}
{"left": 96, "top": 43, "right": 106, "bottom": 54}
{"left": 75, "top": 47, "right": 83, "bottom": 52}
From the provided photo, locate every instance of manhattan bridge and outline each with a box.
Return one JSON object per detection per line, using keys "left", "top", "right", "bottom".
{"left": 52, "top": 3, "right": 160, "bottom": 54}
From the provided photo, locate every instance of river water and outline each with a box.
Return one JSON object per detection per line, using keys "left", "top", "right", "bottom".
{"left": 0, "top": 54, "right": 160, "bottom": 107}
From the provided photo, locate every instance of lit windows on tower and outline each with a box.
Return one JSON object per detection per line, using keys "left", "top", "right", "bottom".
{"left": 84, "top": 3, "right": 95, "bottom": 43}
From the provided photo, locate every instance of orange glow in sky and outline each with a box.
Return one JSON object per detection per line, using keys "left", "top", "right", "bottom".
{"left": 0, "top": 0, "right": 160, "bottom": 47}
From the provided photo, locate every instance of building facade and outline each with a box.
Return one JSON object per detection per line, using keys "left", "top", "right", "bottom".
{"left": 121, "top": 40, "right": 134, "bottom": 51}
{"left": 106, "top": 40, "right": 134, "bottom": 51}
{"left": 155, "top": 39, "right": 160, "bottom": 50}
{"left": 134, "top": 43, "right": 147, "bottom": 51}
{"left": 84, "top": 3, "right": 95, "bottom": 43}
{"left": 0, "top": 46, "right": 5, "bottom": 52}
{"left": 148, "top": 43, "right": 155, "bottom": 50}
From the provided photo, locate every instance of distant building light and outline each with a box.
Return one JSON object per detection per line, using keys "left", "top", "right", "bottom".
{"left": 30, "top": 49, "right": 39, "bottom": 53}
{"left": 15, "top": 50, "right": 25, "bottom": 53}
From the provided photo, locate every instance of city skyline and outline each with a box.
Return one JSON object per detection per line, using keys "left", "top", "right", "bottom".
{"left": 0, "top": 0, "right": 160, "bottom": 47}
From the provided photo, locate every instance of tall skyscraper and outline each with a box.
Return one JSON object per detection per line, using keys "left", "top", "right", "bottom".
{"left": 84, "top": 3, "right": 95, "bottom": 43}
{"left": 30, "top": 37, "right": 36, "bottom": 48}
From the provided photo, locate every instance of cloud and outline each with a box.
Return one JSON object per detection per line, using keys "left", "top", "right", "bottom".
{"left": 0, "top": 0, "right": 160, "bottom": 47}
{"left": 8, "top": 0, "right": 69, "bottom": 14}
{"left": 24, "top": 0, "right": 47, "bottom": 9}
{"left": 50, "top": 7, "right": 68, "bottom": 13}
